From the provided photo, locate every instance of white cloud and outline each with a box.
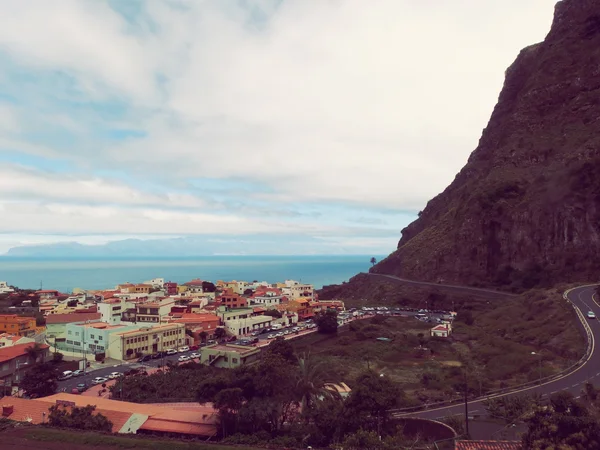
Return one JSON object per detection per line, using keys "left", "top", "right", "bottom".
{"left": 0, "top": 0, "right": 558, "bottom": 249}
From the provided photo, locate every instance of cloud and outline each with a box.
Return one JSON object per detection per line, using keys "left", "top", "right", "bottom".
{"left": 0, "top": 0, "right": 557, "bottom": 252}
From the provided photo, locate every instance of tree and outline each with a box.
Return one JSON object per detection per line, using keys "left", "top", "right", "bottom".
{"left": 199, "top": 331, "right": 208, "bottom": 343}
{"left": 67, "top": 300, "right": 78, "bottom": 307}
{"left": 243, "top": 288, "right": 254, "bottom": 296}
{"left": 522, "top": 391, "right": 600, "bottom": 449}
{"left": 52, "top": 352, "right": 64, "bottom": 363}
{"left": 315, "top": 310, "right": 338, "bottom": 334}
{"left": 265, "top": 337, "right": 296, "bottom": 363}
{"left": 48, "top": 404, "right": 113, "bottom": 432}
{"left": 295, "top": 354, "right": 338, "bottom": 420}
{"left": 202, "top": 281, "right": 216, "bottom": 293}
{"left": 263, "top": 309, "right": 282, "bottom": 319}
{"left": 214, "top": 388, "right": 244, "bottom": 437}
{"left": 214, "top": 328, "right": 226, "bottom": 340}
{"left": 483, "top": 393, "right": 544, "bottom": 424}
{"left": 370, "top": 257, "right": 377, "bottom": 267}
{"left": 20, "top": 362, "right": 58, "bottom": 398}
{"left": 24, "top": 343, "right": 46, "bottom": 364}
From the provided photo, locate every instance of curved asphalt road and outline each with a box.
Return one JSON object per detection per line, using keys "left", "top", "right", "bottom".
{"left": 383, "top": 282, "right": 599, "bottom": 421}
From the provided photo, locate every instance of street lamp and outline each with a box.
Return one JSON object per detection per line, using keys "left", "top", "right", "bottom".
{"left": 531, "top": 352, "right": 542, "bottom": 385}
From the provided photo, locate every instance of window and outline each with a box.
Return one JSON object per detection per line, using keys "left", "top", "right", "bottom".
{"left": 232, "top": 358, "right": 238, "bottom": 364}
{"left": 99, "top": 336, "right": 103, "bottom": 341}
{"left": 68, "top": 330, "right": 72, "bottom": 335}
{"left": 90, "top": 334, "right": 95, "bottom": 339}
{"left": 66, "top": 340, "right": 73, "bottom": 345}
{"left": 75, "top": 331, "right": 79, "bottom": 336}
{"left": 223, "top": 356, "right": 228, "bottom": 362}
{"left": 73, "top": 341, "right": 81, "bottom": 346}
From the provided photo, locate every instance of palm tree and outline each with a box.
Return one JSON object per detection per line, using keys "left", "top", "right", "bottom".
{"left": 370, "top": 257, "right": 377, "bottom": 267}
{"left": 25, "top": 343, "right": 45, "bottom": 364}
{"left": 199, "top": 331, "right": 208, "bottom": 343}
{"left": 295, "top": 353, "right": 340, "bottom": 421}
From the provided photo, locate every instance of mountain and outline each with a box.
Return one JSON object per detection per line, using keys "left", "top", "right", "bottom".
{"left": 3, "top": 235, "right": 364, "bottom": 257}
{"left": 366, "top": 0, "right": 600, "bottom": 292}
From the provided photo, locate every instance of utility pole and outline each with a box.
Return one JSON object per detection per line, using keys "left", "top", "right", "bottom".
{"left": 464, "top": 368, "right": 470, "bottom": 438}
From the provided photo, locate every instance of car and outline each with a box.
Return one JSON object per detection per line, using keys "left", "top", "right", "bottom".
{"left": 138, "top": 355, "right": 152, "bottom": 362}
{"left": 166, "top": 349, "right": 177, "bottom": 355}
{"left": 151, "top": 352, "right": 163, "bottom": 359}
{"left": 588, "top": 311, "right": 596, "bottom": 319}
{"left": 240, "top": 339, "right": 250, "bottom": 345}
{"left": 207, "top": 339, "right": 216, "bottom": 345}
{"left": 71, "top": 369, "right": 84, "bottom": 377}
{"left": 91, "top": 377, "right": 108, "bottom": 385}
{"left": 178, "top": 355, "right": 190, "bottom": 362}
{"left": 267, "top": 334, "right": 275, "bottom": 339}
{"left": 250, "top": 331, "right": 260, "bottom": 336}
{"left": 108, "top": 372, "right": 122, "bottom": 379}
{"left": 178, "top": 346, "right": 190, "bottom": 353}
{"left": 190, "top": 352, "right": 201, "bottom": 359}
{"left": 283, "top": 330, "right": 290, "bottom": 335}
{"left": 190, "top": 345, "right": 199, "bottom": 351}
{"left": 276, "top": 332, "right": 284, "bottom": 337}
{"left": 75, "top": 383, "right": 88, "bottom": 393}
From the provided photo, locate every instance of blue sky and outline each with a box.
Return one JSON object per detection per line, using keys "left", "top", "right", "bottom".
{"left": 0, "top": 0, "right": 556, "bottom": 254}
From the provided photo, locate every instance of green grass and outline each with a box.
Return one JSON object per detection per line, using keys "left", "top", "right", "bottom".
{"left": 22, "top": 427, "right": 265, "bottom": 450}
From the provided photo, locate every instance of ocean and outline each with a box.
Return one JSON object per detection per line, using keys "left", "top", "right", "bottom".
{"left": 0, "top": 255, "right": 382, "bottom": 293}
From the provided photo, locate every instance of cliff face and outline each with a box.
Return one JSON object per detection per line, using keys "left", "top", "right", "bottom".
{"left": 373, "top": 0, "right": 600, "bottom": 290}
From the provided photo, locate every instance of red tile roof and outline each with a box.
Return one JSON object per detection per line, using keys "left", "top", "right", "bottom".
{"left": 45, "top": 313, "right": 101, "bottom": 324}
{"left": 455, "top": 441, "right": 522, "bottom": 450}
{"left": 184, "top": 279, "right": 204, "bottom": 286}
{"left": 0, "top": 343, "right": 49, "bottom": 363}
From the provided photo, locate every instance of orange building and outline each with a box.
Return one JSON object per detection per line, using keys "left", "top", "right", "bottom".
{"left": 0, "top": 315, "right": 37, "bottom": 337}
{"left": 218, "top": 289, "right": 247, "bottom": 309}
{"left": 165, "top": 313, "right": 221, "bottom": 341}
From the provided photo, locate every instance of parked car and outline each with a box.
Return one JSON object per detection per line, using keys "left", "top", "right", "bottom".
{"left": 91, "top": 377, "right": 108, "bottom": 385}
{"left": 178, "top": 355, "right": 190, "bottom": 362}
{"left": 71, "top": 369, "right": 84, "bottom": 377}
{"left": 178, "top": 346, "right": 190, "bottom": 353}
{"left": 190, "top": 352, "right": 201, "bottom": 359}
{"left": 108, "top": 372, "right": 122, "bottom": 379}
{"left": 207, "top": 340, "right": 216, "bottom": 345}
{"left": 151, "top": 352, "right": 163, "bottom": 359}
{"left": 166, "top": 349, "right": 177, "bottom": 355}
{"left": 58, "top": 370, "right": 73, "bottom": 381}
{"left": 190, "top": 345, "right": 199, "bottom": 351}
{"left": 75, "top": 383, "right": 88, "bottom": 393}
{"left": 250, "top": 331, "right": 260, "bottom": 336}
{"left": 138, "top": 354, "right": 152, "bottom": 362}
{"left": 276, "top": 332, "right": 284, "bottom": 337}
{"left": 267, "top": 334, "right": 275, "bottom": 339}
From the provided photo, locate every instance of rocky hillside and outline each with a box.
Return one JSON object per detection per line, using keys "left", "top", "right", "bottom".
{"left": 370, "top": 0, "right": 600, "bottom": 291}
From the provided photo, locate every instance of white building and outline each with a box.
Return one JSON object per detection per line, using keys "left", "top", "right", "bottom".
{"left": 225, "top": 315, "right": 273, "bottom": 337}
{"left": 97, "top": 298, "right": 129, "bottom": 325}
{"left": 0, "top": 282, "right": 14, "bottom": 294}
{"left": 250, "top": 295, "right": 282, "bottom": 309}
{"left": 144, "top": 278, "right": 165, "bottom": 289}
{"left": 282, "top": 280, "right": 314, "bottom": 300}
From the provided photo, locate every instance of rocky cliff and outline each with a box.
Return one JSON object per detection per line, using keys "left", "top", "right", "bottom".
{"left": 372, "top": 0, "right": 600, "bottom": 291}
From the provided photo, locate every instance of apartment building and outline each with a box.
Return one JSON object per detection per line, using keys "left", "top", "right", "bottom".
{"left": 218, "top": 289, "right": 247, "bottom": 309}
{"left": 201, "top": 344, "right": 260, "bottom": 369}
{"left": 0, "top": 343, "right": 50, "bottom": 394}
{"left": 135, "top": 298, "right": 176, "bottom": 323}
{"left": 108, "top": 323, "right": 185, "bottom": 360}
{"left": 0, "top": 315, "right": 37, "bottom": 337}
{"left": 97, "top": 298, "right": 130, "bottom": 325}
{"left": 45, "top": 312, "right": 102, "bottom": 341}
{"left": 0, "top": 282, "right": 13, "bottom": 294}
{"left": 64, "top": 322, "right": 139, "bottom": 356}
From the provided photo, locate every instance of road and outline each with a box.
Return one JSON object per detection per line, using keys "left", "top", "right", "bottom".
{"left": 396, "top": 285, "right": 598, "bottom": 422}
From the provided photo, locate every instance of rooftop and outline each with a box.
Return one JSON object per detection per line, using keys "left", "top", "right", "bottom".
{"left": 102, "top": 298, "right": 122, "bottom": 304}
{"left": 205, "top": 344, "right": 260, "bottom": 355}
{"left": 45, "top": 313, "right": 101, "bottom": 324}
{"left": 81, "top": 322, "right": 126, "bottom": 330}
{"left": 0, "top": 343, "right": 49, "bottom": 363}
{"left": 455, "top": 441, "right": 522, "bottom": 450}
{"left": 115, "top": 323, "right": 183, "bottom": 336}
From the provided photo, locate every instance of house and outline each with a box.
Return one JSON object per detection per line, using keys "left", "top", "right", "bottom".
{"left": 0, "top": 343, "right": 50, "bottom": 394}
{"left": 164, "top": 281, "right": 178, "bottom": 296}
{"left": 216, "top": 306, "right": 272, "bottom": 336}
{"left": 183, "top": 279, "right": 204, "bottom": 294}
{"left": 45, "top": 312, "right": 102, "bottom": 342}
{"left": 455, "top": 441, "right": 522, "bottom": 450}
{"left": 324, "top": 382, "right": 352, "bottom": 399}
{"left": 284, "top": 298, "right": 313, "bottom": 321}
{"left": 35, "top": 289, "right": 60, "bottom": 299}
{"left": 0, "top": 282, "right": 13, "bottom": 294}
{"left": 201, "top": 343, "right": 261, "bottom": 369}
{"left": 250, "top": 294, "right": 282, "bottom": 309}
{"left": 281, "top": 280, "right": 314, "bottom": 300}
{"left": 0, "top": 315, "right": 37, "bottom": 337}
{"left": 135, "top": 298, "right": 176, "bottom": 323}
{"left": 143, "top": 278, "right": 164, "bottom": 289}
{"left": 430, "top": 324, "right": 452, "bottom": 338}
{"left": 0, "top": 333, "right": 35, "bottom": 348}
{"left": 109, "top": 323, "right": 186, "bottom": 360}
{"left": 0, "top": 393, "right": 218, "bottom": 437}
{"left": 163, "top": 313, "right": 220, "bottom": 340}
{"left": 218, "top": 289, "right": 247, "bottom": 309}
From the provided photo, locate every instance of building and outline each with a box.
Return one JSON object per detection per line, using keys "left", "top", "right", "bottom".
{"left": 97, "top": 298, "right": 129, "bottom": 325}
{"left": 164, "top": 313, "right": 220, "bottom": 339}
{"left": 64, "top": 322, "right": 139, "bottom": 357}
{"left": 250, "top": 294, "right": 282, "bottom": 309}
{"left": 0, "top": 394, "right": 218, "bottom": 437}
{"left": 144, "top": 278, "right": 164, "bottom": 289}
{"left": 0, "top": 282, "right": 13, "bottom": 294}
{"left": 225, "top": 315, "right": 273, "bottom": 337}
{"left": 218, "top": 289, "right": 247, "bottom": 309}
{"left": 35, "top": 289, "right": 60, "bottom": 300}
{"left": 183, "top": 279, "right": 204, "bottom": 294}
{"left": 201, "top": 343, "right": 261, "bottom": 369}
{"left": 133, "top": 284, "right": 152, "bottom": 295}
{"left": 430, "top": 324, "right": 452, "bottom": 338}
{"left": 108, "top": 323, "right": 185, "bottom": 360}
{"left": 324, "top": 382, "right": 352, "bottom": 399}
{"left": 164, "top": 281, "right": 178, "bottom": 296}
{"left": 281, "top": 280, "right": 314, "bottom": 300}
{"left": 45, "top": 312, "right": 102, "bottom": 342}
{"left": 0, "top": 343, "right": 50, "bottom": 394}
{"left": 0, "top": 333, "right": 35, "bottom": 348}
{"left": 135, "top": 298, "right": 176, "bottom": 324}
{"left": 284, "top": 298, "right": 313, "bottom": 321}
{"left": 0, "top": 315, "right": 37, "bottom": 337}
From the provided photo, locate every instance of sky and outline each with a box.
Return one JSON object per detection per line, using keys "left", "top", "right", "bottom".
{"left": 0, "top": 0, "right": 557, "bottom": 255}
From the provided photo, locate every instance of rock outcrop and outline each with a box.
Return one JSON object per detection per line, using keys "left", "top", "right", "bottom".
{"left": 372, "top": 0, "right": 600, "bottom": 291}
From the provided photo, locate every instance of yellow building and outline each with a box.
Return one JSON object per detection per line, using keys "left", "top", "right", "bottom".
{"left": 108, "top": 323, "right": 186, "bottom": 360}
{"left": 0, "top": 315, "right": 37, "bottom": 337}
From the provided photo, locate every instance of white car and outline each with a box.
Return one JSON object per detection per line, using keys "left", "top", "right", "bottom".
{"left": 91, "top": 377, "right": 108, "bottom": 385}
{"left": 588, "top": 311, "right": 596, "bottom": 319}
{"left": 178, "top": 346, "right": 190, "bottom": 353}
{"left": 267, "top": 334, "right": 275, "bottom": 339}
{"left": 108, "top": 372, "right": 122, "bottom": 379}
{"left": 178, "top": 355, "right": 190, "bottom": 362}
{"left": 190, "top": 352, "right": 200, "bottom": 359}
{"left": 166, "top": 349, "right": 177, "bottom": 355}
